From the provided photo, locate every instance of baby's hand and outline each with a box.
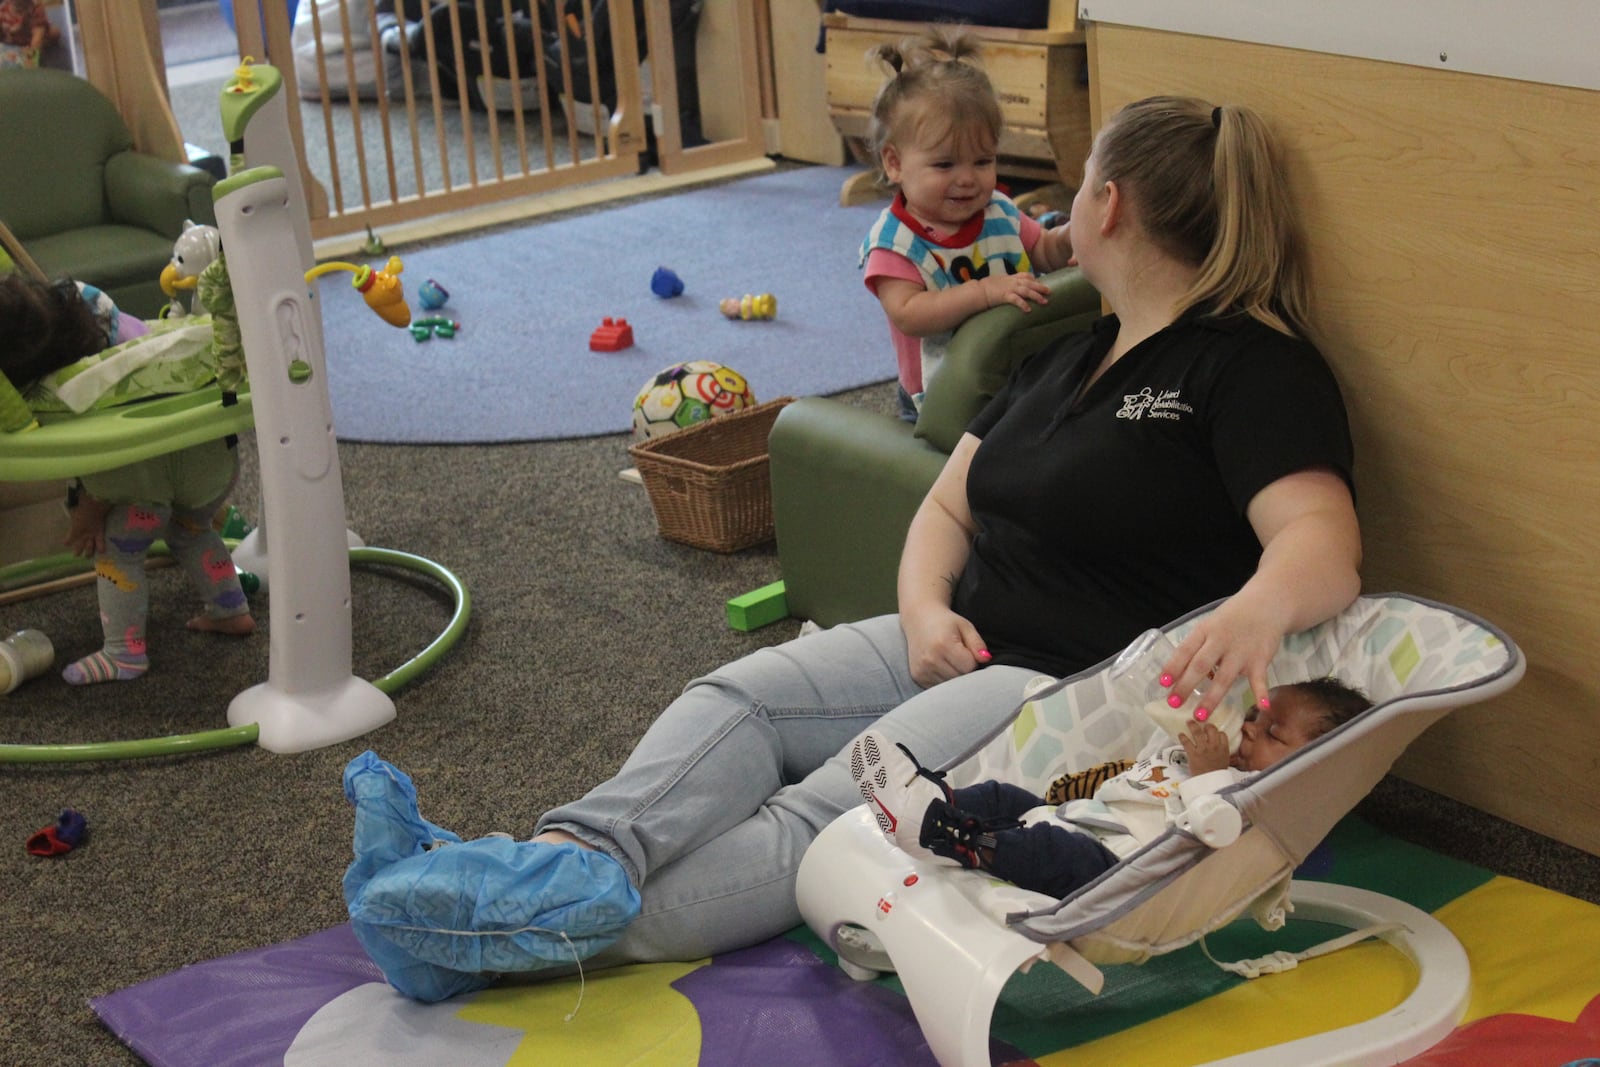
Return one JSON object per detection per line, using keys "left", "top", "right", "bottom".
{"left": 63, "top": 494, "right": 110, "bottom": 559}
{"left": 979, "top": 272, "right": 1050, "bottom": 313}
{"left": 1180, "top": 721, "right": 1232, "bottom": 776}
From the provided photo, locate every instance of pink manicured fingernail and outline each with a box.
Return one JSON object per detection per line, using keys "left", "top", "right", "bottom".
{"left": 1258, "top": 697, "right": 1271, "bottom": 710}
{"left": 1159, "top": 672, "right": 1174, "bottom": 687}
{"left": 1194, "top": 708, "right": 1210, "bottom": 722}
{"left": 978, "top": 649, "right": 992, "bottom": 661}
{"left": 1167, "top": 694, "right": 1183, "bottom": 708}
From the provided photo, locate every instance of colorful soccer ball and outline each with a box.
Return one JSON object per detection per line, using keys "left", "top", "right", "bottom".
{"left": 631, "top": 360, "right": 756, "bottom": 441}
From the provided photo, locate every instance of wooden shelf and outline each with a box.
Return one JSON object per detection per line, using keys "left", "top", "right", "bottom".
{"left": 821, "top": 11, "right": 1083, "bottom": 45}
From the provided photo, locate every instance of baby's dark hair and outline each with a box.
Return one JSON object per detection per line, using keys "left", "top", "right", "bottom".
{"left": 0, "top": 273, "right": 109, "bottom": 386}
{"left": 864, "top": 26, "right": 1002, "bottom": 186}
{"left": 1284, "top": 677, "right": 1373, "bottom": 737}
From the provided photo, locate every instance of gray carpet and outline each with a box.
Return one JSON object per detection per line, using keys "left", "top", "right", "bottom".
{"left": 310, "top": 165, "right": 894, "bottom": 442}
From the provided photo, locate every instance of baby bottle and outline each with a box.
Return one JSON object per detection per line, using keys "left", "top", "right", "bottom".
{"left": 0, "top": 629, "right": 55, "bottom": 695}
{"left": 1109, "top": 628, "right": 1251, "bottom": 752}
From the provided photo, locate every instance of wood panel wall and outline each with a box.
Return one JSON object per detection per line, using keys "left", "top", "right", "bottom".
{"left": 1089, "top": 24, "right": 1600, "bottom": 855}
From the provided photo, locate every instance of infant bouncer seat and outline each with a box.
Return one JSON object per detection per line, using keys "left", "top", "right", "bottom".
{"left": 796, "top": 593, "right": 1524, "bottom": 1066}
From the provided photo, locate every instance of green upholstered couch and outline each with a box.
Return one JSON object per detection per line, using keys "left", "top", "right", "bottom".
{"left": 0, "top": 68, "right": 216, "bottom": 319}
{"left": 769, "top": 267, "right": 1102, "bottom": 627}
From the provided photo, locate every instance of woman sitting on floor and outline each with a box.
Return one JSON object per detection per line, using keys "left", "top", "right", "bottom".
{"left": 342, "top": 94, "right": 1362, "bottom": 1001}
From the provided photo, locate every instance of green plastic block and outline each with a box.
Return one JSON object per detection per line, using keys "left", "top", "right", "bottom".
{"left": 727, "top": 581, "right": 789, "bottom": 631}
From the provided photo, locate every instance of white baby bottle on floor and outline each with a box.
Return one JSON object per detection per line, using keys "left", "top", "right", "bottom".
{"left": 0, "top": 629, "right": 55, "bottom": 695}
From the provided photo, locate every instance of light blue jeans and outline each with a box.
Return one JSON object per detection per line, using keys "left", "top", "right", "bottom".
{"left": 536, "top": 614, "right": 1042, "bottom": 965}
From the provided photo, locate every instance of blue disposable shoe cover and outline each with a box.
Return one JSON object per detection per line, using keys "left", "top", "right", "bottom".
{"left": 343, "top": 750, "right": 464, "bottom": 909}
{"left": 349, "top": 836, "right": 642, "bottom": 983}
{"left": 349, "top": 924, "right": 496, "bottom": 1003}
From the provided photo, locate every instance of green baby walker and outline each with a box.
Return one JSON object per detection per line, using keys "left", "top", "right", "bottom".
{"left": 0, "top": 62, "right": 468, "bottom": 761}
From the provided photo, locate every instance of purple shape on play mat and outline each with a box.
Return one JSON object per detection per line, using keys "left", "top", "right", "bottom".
{"left": 92, "top": 924, "right": 381, "bottom": 1067}
{"left": 672, "top": 935, "right": 1028, "bottom": 1067}
{"left": 94, "top": 923, "right": 1032, "bottom": 1067}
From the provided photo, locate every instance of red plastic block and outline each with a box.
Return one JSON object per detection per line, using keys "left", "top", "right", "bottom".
{"left": 589, "top": 316, "right": 635, "bottom": 351}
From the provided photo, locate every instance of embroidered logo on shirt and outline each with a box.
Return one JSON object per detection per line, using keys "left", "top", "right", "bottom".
{"left": 1117, "top": 387, "right": 1194, "bottom": 422}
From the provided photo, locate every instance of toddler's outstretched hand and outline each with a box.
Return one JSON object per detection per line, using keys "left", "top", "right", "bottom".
{"left": 979, "top": 272, "right": 1051, "bottom": 313}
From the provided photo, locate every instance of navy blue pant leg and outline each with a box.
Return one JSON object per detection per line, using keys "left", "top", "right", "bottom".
{"left": 950, "top": 782, "right": 1121, "bottom": 898}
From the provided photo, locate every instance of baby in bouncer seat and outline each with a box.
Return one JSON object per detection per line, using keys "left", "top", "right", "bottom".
{"left": 851, "top": 678, "right": 1371, "bottom": 899}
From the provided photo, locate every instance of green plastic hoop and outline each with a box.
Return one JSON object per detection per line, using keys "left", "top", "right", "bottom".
{"left": 0, "top": 545, "right": 469, "bottom": 763}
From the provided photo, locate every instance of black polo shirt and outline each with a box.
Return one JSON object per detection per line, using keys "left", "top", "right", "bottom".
{"left": 956, "top": 309, "right": 1354, "bottom": 677}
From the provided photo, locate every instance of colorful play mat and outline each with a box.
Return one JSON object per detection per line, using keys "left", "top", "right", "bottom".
{"left": 93, "top": 816, "right": 1600, "bottom": 1066}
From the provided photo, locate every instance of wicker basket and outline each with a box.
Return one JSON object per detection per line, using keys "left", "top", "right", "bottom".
{"left": 628, "top": 397, "right": 795, "bottom": 553}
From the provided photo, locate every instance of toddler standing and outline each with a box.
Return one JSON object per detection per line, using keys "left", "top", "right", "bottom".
{"left": 0, "top": 273, "right": 254, "bottom": 685}
{"left": 859, "top": 27, "right": 1075, "bottom": 420}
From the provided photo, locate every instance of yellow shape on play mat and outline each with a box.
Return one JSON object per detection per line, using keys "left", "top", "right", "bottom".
{"left": 1037, "top": 875, "right": 1600, "bottom": 1066}
{"left": 1035, "top": 938, "right": 1414, "bottom": 1066}
{"left": 1438, "top": 876, "right": 1600, "bottom": 1026}
{"left": 456, "top": 960, "right": 705, "bottom": 1065}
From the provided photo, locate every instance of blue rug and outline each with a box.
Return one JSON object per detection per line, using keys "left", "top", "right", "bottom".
{"left": 315, "top": 166, "right": 894, "bottom": 444}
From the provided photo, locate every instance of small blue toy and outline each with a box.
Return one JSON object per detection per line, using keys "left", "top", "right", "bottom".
{"left": 417, "top": 278, "right": 449, "bottom": 311}
{"left": 651, "top": 266, "right": 685, "bottom": 299}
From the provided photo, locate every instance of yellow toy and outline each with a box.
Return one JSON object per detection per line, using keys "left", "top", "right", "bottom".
{"left": 307, "top": 257, "right": 411, "bottom": 328}
{"left": 719, "top": 293, "right": 776, "bottom": 321}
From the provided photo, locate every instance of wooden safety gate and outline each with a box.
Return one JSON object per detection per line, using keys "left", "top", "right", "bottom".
{"left": 69, "top": 0, "right": 769, "bottom": 244}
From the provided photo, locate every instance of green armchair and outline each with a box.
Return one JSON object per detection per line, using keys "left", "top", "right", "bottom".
{"left": 769, "top": 267, "right": 1102, "bottom": 627}
{"left": 0, "top": 68, "right": 216, "bottom": 319}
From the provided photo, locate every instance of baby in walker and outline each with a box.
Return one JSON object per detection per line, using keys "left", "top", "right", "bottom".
{"left": 852, "top": 678, "right": 1370, "bottom": 898}
{"left": 0, "top": 272, "right": 255, "bottom": 685}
